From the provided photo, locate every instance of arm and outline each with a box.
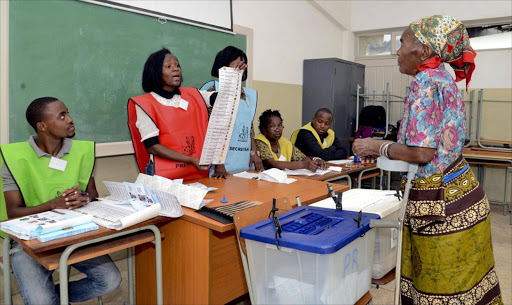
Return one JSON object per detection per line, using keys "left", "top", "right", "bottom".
{"left": 4, "top": 179, "right": 94, "bottom": 219}
{"left": 262, "top": 145, "right": 319, "bottom": 172}
{"left": 147, "top": 144, "right": 208, "bottom": 171}
{"left": 353, "top": 78, "right": 442, "bottom": 165}
{"left": 249, "top": 124, "right": 264, "bottom": 171}
{"left": 263, "top": 157, "right": 318, "bottom": 172}
{"left": 352, "top": 138, "right": 435, "bottom": 164}
{"left": 331, "top": 138, "right": 348, "bottom": 160}
{"left": 295, "top": 130, "right": 345, "bottom": 161}
{"left": 86, "top": 176, "right": 99, "bottom": 201}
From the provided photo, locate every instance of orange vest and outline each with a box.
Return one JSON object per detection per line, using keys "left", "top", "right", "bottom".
{"left": 127, "top": 88, "right": 209, "bottom": 181}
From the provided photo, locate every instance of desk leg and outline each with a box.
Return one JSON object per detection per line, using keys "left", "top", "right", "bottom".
{"left": 127, "top": 247, "right": 134, "bottom": 305}
{"left": 506, "top": 166, "right": 511, "bottom": 220}
{"left": 58, "top": 225, "right": 162, "bottom": 305}
{"left": 3, "top": 235, "right": 12, "bottom": 305}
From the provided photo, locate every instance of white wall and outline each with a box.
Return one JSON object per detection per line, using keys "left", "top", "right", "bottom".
{"left": 232, "top": 0, "right": 348, "bottom": 85}
{"left": 471, "top": 49, "right": 512, "bottom": 89}
{"left": 351, "top": 1, "right": 512, "bottom": 32}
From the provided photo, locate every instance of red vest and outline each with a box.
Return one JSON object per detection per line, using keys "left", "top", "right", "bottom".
{"left": 127, "top": 88, "right": 209, "bottom": 181}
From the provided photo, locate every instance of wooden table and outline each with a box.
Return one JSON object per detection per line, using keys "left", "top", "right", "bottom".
{"left": 463, "top": 147, "right": 512, "bottom": 223}
{"left": 3, "top": 220, "right": 167, "bottom": 305}
{"left": 134, "top": 175, "right": 349, "bottom": 305}
{"left": 293, "top": 162, "right": 383, "bottom": 189}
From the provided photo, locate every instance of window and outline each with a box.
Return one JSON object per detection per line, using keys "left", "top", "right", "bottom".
{"left": 356, "top": 31, "right": 403, "bottom": 58}
{"left": 358, "top": 34, "right": 392, "bottom": 56}
{"left": 467, "top": 23, "right": 512, "bottom": 50}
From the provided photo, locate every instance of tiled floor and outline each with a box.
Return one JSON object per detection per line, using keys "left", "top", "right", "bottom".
{"left": 6, "top": 204, "right": 511, "bottom": 305}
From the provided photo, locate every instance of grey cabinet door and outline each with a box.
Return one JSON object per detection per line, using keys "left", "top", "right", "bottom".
{"left": 302, "top": 58, "right": 365, "bottom": 155}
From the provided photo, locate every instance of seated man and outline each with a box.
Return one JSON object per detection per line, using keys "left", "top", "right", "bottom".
{"left": 291, "top": 108, "right": 347, "bottom": 161}
{"left": 0, "top": 97, "right": 121, "bottom": 305}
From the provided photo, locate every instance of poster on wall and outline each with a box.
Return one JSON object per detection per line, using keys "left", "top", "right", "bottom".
{"left": 80, "top": 0, "right": 233, "bottom": 32}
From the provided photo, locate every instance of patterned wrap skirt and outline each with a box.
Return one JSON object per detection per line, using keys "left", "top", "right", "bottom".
{"left": 400, "top": 155, "right": 503, "bottom": 305}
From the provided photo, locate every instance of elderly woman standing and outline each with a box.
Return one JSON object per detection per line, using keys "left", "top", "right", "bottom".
{"left": 353, "top": 16, "right": 503, "bottom": 305}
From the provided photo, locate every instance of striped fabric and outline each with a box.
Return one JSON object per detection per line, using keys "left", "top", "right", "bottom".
{"left": 400, "top": 156, "right": 503, "bottom": 305}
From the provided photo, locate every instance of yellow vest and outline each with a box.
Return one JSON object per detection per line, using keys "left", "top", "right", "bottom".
{"left": 255, "top": 134, "right": 293, "bottom": 162}
{"left": 290, "top": 123, "right": 335, "bottom": 149}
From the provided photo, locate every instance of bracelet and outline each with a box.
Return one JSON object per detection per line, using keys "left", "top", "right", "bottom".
{"left": 384, "top": 142, "right": 391, "bottom": 158}
{"left": 250, "top": 150, "right": 256, "bottom": 156}
{"left": 386, "top": 143, "right": 394, "bottom": 159}
{"left": 312, "top": 157, "right": 322, "bottom": 162}
{"left": 379, "top": 142, "right": 393, "bottom": 158}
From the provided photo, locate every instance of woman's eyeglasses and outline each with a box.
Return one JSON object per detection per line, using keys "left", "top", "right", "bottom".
{"left": 268, "top": 124, "right": 284, "bottom": 131}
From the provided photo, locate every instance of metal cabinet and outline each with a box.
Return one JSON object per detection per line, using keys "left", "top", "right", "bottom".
{"left": 302, "top": 58, "right": 365, "bottom": 155}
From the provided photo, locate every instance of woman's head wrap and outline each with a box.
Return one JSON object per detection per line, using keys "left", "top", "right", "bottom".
{"left": 409, "top": 15, "right": 476, "bottom": 90}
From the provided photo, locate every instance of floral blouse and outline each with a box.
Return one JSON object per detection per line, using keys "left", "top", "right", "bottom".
{"left": 398, "top": 65, "right": 467, "bottom": 178}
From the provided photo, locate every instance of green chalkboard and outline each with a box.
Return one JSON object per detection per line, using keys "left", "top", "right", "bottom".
{"left": 9, "top": 0, "right": 245, "bottom": 143}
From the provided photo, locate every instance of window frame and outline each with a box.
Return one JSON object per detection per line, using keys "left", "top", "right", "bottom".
{"left": 355, "top": 17, "right": 512, "bottom": 60}
{"left": 355, "top": 28, "right": 404, "bottom": 60}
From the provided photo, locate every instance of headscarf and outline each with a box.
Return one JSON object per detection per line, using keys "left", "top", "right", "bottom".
{"left": 409, "top": 15, "right": 476, "bottom": 90}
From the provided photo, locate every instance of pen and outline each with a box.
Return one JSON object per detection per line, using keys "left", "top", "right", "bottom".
{"left": 52, "top": 209, "right": 65, "bottom": 215}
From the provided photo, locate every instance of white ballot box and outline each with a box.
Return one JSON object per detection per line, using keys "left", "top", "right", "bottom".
{"left": 240, "top": 206, "right": 379, "bottom": 304}
{"left": 311, "top": 189, "right": 401, "bottom": 279}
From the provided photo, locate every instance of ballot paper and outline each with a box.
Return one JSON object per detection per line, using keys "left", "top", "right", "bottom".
{"left": 283, "top": 168, "right": 333, "bottom": 176}
{"left": 76, "top": 201, "right": 161, "bottom": 230}
{"left": 328, "top": 159, "right": 353, "bottom": 165}
{"left": 233, "top": 169, "right": 297, "bottom": 184}
{"left": 135, "top": 174, "right": 209, "bottom": 210}
{"left": 200, "top": 67, "right": 243, "bottom": 165}
{"left": 98, "top": 180, "right": 184, "bottom": 218}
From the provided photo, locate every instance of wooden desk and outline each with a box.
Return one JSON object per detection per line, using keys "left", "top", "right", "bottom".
{"left": 463, "top": 147, "right": 512, "bottom": 163}
{"left": 463, "top": 147, "right": 512, "bottom": 222}
{"left": 295, "top": 162, "right": 376, "bottom": 181}
{"left": 4, "top": 220, "right": 167, "bottom": 305}
{"left": 135, "top": 175, "right": 349, "bottom": 305}
{"left": 296, "top": 162, "right": 384, "bottom": 190}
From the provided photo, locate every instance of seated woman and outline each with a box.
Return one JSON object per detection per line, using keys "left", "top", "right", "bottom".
{"left": 200, "top": 46, "right": 263, "bottom": 179}
{"left": 128, "top": 48, "right": 214, "bottom": 181}
{"left": 255, "top": 109, "right": 326, "bottom": 172}
{"left": 291, "top": 108, "right": 347, "bottom": 161}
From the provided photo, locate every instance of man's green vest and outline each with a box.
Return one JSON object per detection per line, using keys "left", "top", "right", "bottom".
{"left": 0, "top": 140, "right": 95, "bottom": 224}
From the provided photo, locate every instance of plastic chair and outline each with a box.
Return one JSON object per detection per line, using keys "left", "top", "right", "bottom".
{"left": 370, "top": 157, "right": 418, "bottom": 305}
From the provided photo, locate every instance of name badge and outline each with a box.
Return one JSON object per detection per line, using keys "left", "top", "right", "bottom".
{"left": 278, "top": 155, "right": 286, "bottom": 161}
{"left": 179, "top": 99, "right": 189, "bottom": 111}
{"left": 49, "top": 156, "right": 67, "bottom": 171}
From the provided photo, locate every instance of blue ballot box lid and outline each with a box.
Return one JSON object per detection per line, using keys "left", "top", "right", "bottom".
{"left": 240, "top": 206, "right": 380, "bottom": 254}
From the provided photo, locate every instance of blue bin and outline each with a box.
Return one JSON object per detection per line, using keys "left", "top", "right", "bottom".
{"left": 240, "top": 206, "right": 380, "bottom": 304}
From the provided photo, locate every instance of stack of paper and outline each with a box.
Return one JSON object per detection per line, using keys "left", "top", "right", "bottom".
{"left": 75, "top": 201, "right": 161, "bottom": 230}
{"left": 0, "top": 209, "right": 98, "bottom": 242}
{"left": 233, "top": 169, "right": 297, "bottom": 184}
{"left": 99, "top": 180, "right": 184, "bottom": 218}
{"left": 135, "top": 174, "right": 210, "bottom": 209}
{"left": 328, "top": 159, "right": 353, "bottom": 165}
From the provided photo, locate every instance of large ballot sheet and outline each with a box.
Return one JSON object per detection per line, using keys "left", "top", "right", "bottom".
{"left": 200, "top": 67, "right": 243, "bottom": 165}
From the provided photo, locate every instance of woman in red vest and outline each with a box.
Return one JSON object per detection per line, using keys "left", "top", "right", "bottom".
{"left": 128, "top": 48, "right": 216, "bottom": 181}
